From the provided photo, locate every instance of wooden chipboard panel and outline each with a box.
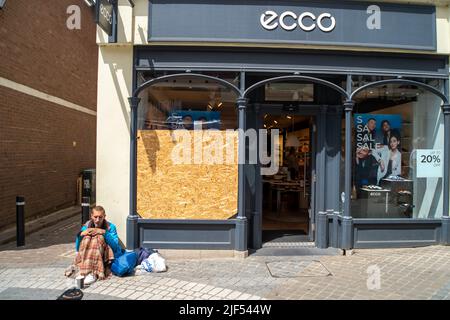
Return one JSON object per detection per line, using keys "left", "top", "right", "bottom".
{"left": 137, "top": 130, "right": 238, "bottom": 219}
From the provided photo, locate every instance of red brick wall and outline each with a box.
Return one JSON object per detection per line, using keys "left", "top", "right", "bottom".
{"left": 0, "top": 0, "right": 98, "bottom": 110}
{"left": 0, "top": 1, "right": 98, "bottom": 229}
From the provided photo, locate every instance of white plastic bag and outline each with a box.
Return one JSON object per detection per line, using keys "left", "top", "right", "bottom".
{"left": 147, "top": 252, "right": 167, "bottom": 273}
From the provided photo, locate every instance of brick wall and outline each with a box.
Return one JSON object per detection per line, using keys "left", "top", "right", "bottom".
{"left": 0, "top": 0, "right": 98, "bottom": 229}
{"left": 0, "top": 0, "right": 97, "bottom": 110}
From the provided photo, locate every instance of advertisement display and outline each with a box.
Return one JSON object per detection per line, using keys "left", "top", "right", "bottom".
{"left": 354, "top": 114, "right": 402, "bottom": 187}
{"left": 354, "top": 114, "right": 412, "bottom": 218}
{"left": 416, "top": 149, "right": 443, "bottom": 178}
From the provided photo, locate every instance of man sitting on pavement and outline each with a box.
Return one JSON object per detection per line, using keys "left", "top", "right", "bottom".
{"left": 66, "top": 205, "right": 123, "bottom": 285}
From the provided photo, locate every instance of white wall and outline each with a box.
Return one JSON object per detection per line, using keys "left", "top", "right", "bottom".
{"left": 96, "top": 45, "right": 133, "bottom": 242}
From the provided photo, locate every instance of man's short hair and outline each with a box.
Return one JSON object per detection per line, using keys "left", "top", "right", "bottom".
{"left": 91, "top": 205, "right": 105, "bottom": 215}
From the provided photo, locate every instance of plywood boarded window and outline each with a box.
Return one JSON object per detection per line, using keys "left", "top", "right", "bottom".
{"left": 136, "top": 74, "right": 239, "bottom": 220}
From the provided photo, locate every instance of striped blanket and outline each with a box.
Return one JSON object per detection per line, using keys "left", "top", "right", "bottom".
{"left": 74, "top": 234, "right": 114, "bottom": 280}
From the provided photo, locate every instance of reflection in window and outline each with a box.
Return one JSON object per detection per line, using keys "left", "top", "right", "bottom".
{"left": 137, "top": 76, "right": 237, "bottom": 130}
{"left": 265, "top": 83, "right": 314, "bottom": 102}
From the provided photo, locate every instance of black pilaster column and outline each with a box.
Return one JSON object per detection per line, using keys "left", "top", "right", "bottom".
{"left": 341, "top": 100, "right": 355, "bottom": 249}
{"left": 253, "top": 104, "right": 262, "bottom": 249}
{"left": 127, "top": 96, "right": 140, "bottom": 251}
{"left": 236, "top": 98, "right": 248, "bottom": 252}
{"left": 442, "top": 103, "right": 450, "bottom": 245}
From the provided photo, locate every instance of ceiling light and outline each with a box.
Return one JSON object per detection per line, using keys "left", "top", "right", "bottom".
{"left": 286, "top": 115, "right": 292, "bottom": 119}
{"left": 217, "top": 102, "right": 223, "bottom": 108}
{"left": 274, "top": 120, "right": 278, "bottom": 124}
{"left": 208, "top": 104, "right": 213, "bottom": 110}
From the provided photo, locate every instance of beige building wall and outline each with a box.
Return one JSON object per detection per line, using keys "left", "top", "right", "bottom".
{"left": 96, "top": 45, "right": 133, "bottom": 241}
{"left": 96, "top": 0, "right": 450, "bottom": 241}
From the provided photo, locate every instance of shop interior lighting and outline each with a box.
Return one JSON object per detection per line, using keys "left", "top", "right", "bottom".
{"left": 285, "top": 115, "right": 301, "bottom": 147}
{"left": 217, "top": 102, "right": 223, "bottom": 108}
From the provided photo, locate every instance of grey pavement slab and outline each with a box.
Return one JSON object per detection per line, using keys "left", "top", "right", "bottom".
{"left": 2, "top": 209, "right": 450, "bottom": 300}
{"left": 0, "top": 287, "right": 123, "bottom": 300}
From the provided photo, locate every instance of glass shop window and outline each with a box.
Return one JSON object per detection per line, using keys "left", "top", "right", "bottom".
{"left": 135, "top": 73, "right": 239, "bottom": 220}
{"left": 351, "top": 80, "right": 445, "bottom": 219}
{"left": 137, "top": 72, "right": 238, "bottom": 130}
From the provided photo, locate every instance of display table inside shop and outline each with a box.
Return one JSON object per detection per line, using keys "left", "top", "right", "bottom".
{"left": 263, "top": 179, "right": 308, "bottom": 213}
{"left": 381, "top": 177, "right": 414, "bottom": 218}
{"left": 358, "top": 178, "right": 414, "bottom": 219}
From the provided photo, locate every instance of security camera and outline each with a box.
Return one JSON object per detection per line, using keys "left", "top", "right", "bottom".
{"left": 0, "top": 0, "right": 7, "bottom": 10}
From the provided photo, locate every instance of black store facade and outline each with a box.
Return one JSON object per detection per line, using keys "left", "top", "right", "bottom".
{"left": 124, "top": 1, "right": 450, "bottom": 253}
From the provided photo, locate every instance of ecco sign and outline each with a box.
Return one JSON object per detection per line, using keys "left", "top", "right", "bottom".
{"left": 261, "top": 10, "right": 336, "bottom": 32}
{"left": 100, "top": 3, "right": 113, "bottom": 25}
{"left": 148, "top": 2, "right": 436, "bottom": 51}
{"left": 96, "top": 0, "right": 114, "bottom": 36}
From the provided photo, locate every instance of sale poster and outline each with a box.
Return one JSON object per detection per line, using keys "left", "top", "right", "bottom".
{"left": 354, "top": 114, "right": 402, "bottom": 188}
{"left": 416, "top": 149, "right": 443, "bottom": 178}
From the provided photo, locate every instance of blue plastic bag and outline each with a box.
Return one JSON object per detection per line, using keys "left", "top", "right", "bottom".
{"left": 111, "top": 251, "right": 138, "bottom": 277}
{"left": 137, "top": 247, "right": 157, "bottom": 265}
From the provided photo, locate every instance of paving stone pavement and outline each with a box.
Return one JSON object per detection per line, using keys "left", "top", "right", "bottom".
{"left": 1, "top": 214, "right": 450, "bottom": 300}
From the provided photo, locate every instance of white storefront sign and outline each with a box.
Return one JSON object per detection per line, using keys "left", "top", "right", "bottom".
{"left": 416, "top": 149, "right": 443, "bottom": 178}
{"left": 260, "top": 10, "right": 336, "bottom": 32}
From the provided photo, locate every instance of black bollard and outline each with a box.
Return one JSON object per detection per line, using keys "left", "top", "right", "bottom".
{"left": 81, "top": 196, "right": 90, "bottom": 224}
{"left": 16, "top": 196, "right": 25, "bottom": 247}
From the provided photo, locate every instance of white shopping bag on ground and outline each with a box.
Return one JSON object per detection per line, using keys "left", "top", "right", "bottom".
{"left": 147, "top": 252, "right": 167, "bottom": 272}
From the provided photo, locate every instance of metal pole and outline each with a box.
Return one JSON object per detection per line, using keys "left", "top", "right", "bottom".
{"left": 81, "top": 196, "right": 90, "bottom": 225}
{"left": 16, "top": 196, "right": 25, "bottom": 247}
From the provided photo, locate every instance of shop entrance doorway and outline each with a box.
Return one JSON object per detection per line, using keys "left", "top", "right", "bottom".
{"left": 259, "top": 110, "right": 317, "bottom": 246}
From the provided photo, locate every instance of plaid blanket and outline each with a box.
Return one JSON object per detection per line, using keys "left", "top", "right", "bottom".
{"left": 74, "top": 234, "right": 114, "bottom": 280}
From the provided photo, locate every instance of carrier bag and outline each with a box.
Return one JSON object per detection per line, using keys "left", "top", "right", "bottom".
{"left": 111, "top": 251, "right": 138, "bottom": 277}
